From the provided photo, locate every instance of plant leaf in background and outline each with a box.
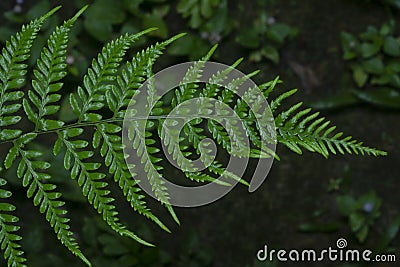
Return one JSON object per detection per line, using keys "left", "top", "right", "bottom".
{"left": 337, "top": 191, "right": 382, "bottom": 243}
{"left": 352, "top": 88, "right": 400, "bottom": 108}
{"left": 316, "top": 20, "right": 400, "bottom": 109}
{"left": 84, "top": 0, "right": 126, "bottom": 41}
{"left": 235, "top": 9, "right": 297, "bottom": 64}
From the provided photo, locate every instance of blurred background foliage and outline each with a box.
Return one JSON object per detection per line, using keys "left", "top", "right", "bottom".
{"left": 0, "top": 0, "right": 399, "bottom": 266}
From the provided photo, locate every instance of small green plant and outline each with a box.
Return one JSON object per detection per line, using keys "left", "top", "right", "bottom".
{"left": 336, "top": 191, "right": 382, "bottom": 243}
{"left": 0, "top": 6, "right": 386, "bottom": 267}
{"left": 235, "top": 9, "right": 297, "bottom": 64}
{"left": 170, "top": 0, "right": 232, "bottom": 60}
{"left": 340, "top": 20, "right": 400, "bottom": 108}
{"left": 177, "top": 0, "right": 222, "bottom": 29}
{"left": 299, "top": 165, "right": 399, "bottom": 252}
{"left": 83, "top": 0, "right": 170, "bottom": 41}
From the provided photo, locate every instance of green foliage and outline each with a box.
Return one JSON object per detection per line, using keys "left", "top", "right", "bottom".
{"left": 0, "top": 6, "right": 386, "bottom": 267}
{"left": 316, "top": 20, "right": 400, "bottom": 109}
{"left": 83, "top": 0, "right": 170, "bottom": 41}
{"left": 177, "top": 0, "right": 222, "bottom": 29}
{"left": 299, "top": 165, "right": 399, "bottom": 252}
{"left": 2, "top": 0, "right": 296, "bottom": 63}
{"left": 235, "top": 9, "right": 297, "bottom": 64}
{"left": 10, "top": 133, "right": 90, "bottom": 265}
{"left": 0, "top": 6, "right": 60, "bottom": 142}
{"left": 336, "top": 191, "right": 382, "bottom": 242}
{"left": 172, "top": 0, "right": 297, "bottom": 62}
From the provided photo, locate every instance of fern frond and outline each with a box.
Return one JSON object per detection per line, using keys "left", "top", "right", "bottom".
{"left": 125, "top": 66, "right": 181, "bottom": 223}
{"left": 97, "top": 36, "right": 186, "bottom": 231}
{"left": 0, "top": 5, "right": 387, "bottom": 266}
{"left": 4, "top": 133, "right": 91, "bottom": 266}
{"left": 161, "top": 45, "right": 218, "bottom": 182}
{"left": 92, "top": 123, "right": 170, "bottom": 232}
{"left": 206, "top": 69, "right": 260, "bottom": 156}
{"left": 171, "top": 44, "right": 218, "bottom": 108}
{"left": 197, "top": 59, "right": 261, "bottom": 183}
{"left": 167, "top": 53, "right": 252, "bottom": 185}
{"left": 157, "top": 58, "right": 228, "bottom": 188}
{"left": 57, "top": 128, "right": 153, "bottom": 246}
{"left": 59, "top": 28, "right": 161, "bottom": 245}
{"left": 167, "top": 46, "right": 225, "bottom": 174}
{"left": 184, "top": 171, "right": 232, "bottom": 186}
{"left": 270, "top": 88, "right": 298, "bottom": 112}
{"left": 208, "top": 162, "right": 250, "bottom": 186}
{"left": 126, "top": 119, "right": 180, "bottom": 224}
{"left": 108, "top": 33, "right": 186, "bottom": 119}
{"left": 0, "top": 7, "right": 60, "bottom": 142}
{"left": 161, "top": 95, "right": 246, "bottom": 186}
{"left": 23, "top": 6, "right": 87, "bottom": 132}
{"left": 0, "top": 177, "right": 26, "bottom": 267}
{"left": 233, "top": 82, "right": 277, "bottom": 159}
{"left": 69, "top": 29, "right": 155, "bottom": 123}
{"left": 201, "top": 58, "right": 243, "bottom": 98}
{"left": 272, "top": 90, "right": 387, "bottom": 157}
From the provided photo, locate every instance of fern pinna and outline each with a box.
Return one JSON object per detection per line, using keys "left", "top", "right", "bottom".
{"left": 0, "top": 6, "right": 386, "bottom": 267}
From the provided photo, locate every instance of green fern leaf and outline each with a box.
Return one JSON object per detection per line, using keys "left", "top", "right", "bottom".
{"left": 93, "top": 123, "right": 171, "bottom": 232}
{"left": 23, "top": 6, "right": 87, "bottom": 131}
{"left": 58, "top": 128, "right": 153, "bottom": 246}
{"left": 207, "top": 69, "right": 261, "bottom": 156}
{"left": 58, "top": 27, "right": 160, "bottom": 246}
{"left": 6, "top": 133, "right": 91, "bottom": 266}
{"left": 166, "top": 52, "right": 255, "bottom": 186}
{"left": 126, "top": 68, "right": 181, "bottom": 224}
{"left": 171, "top": 44, "right": 218, "bottom": 108}
{"left": 155, "top": 47, "right": 219, "bottom": 188}
{"left": 0, "top": 177, "right": 26, "bottom": 267}
{"left": 272, "top": 90, "right": 387, "bottom": 157}
{"left": 104, "top": 36, "right": 187, "bottom": 225}
{"left": 109, "top": 33, "right": 186, "bottom": 118}
{"left": 0, "top": 7, "right": 61, "bottom": 142}
{"left": 233, "top": 82, "right": 277, "bottom": 159}
{"left": 94, "top": 34, "right": 187, "bottom": 230}
{"left": 166, "top": 46, "right": 235, "bottom": 182}
{"left": 70, "top": 29, "right": 155, "bottom": 123}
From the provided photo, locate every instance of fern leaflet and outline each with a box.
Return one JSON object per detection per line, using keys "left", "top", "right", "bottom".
{"left": 0, "top": 176, "right": 26, "bottom": 267}
{"left": 5, "top": 133, "right": 91, "bottom": 266}
{"left": 0, "top": 7, "right": 61, "bottom": 142}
